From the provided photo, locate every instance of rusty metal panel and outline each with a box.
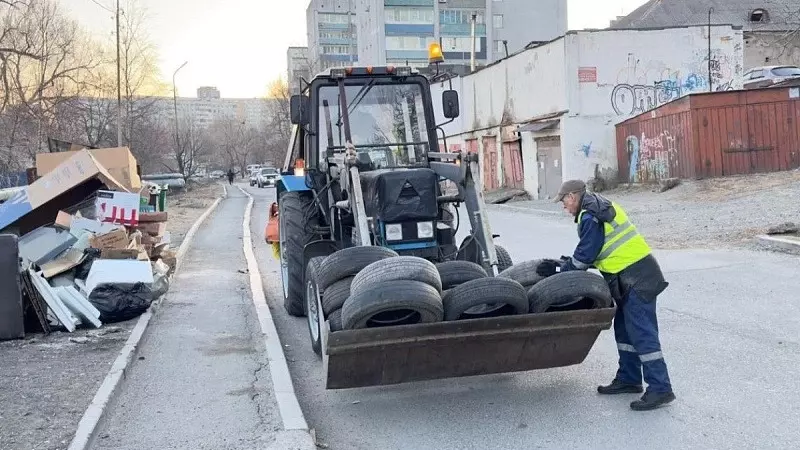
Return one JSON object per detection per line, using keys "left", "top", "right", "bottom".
{"left": 501, "top": 141, "right": 524, "bottom": 189}
{"left": 616, "top": 110, "right": 694, "bottom": 183}
{"left": 482, "top": 136, "right": 499, "bottom": 191}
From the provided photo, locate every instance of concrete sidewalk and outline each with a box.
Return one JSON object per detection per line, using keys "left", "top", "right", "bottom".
{"left": 90, "top": 188, "right": 294, "bottom": 450}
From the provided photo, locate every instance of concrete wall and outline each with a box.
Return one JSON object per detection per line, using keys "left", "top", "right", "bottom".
{"left": 744, "top": 31, "right": 800, "bottom": 69}
{"left": 431, "top": 25, "right": 743, "bottom": 197}
{"left": 563, "top": 26, "right": 744, "bottom": 183}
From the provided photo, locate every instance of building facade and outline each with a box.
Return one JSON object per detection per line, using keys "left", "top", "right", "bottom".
{"left": 287, "top": 47, "right": 311, "bottom": 95}
{"left": 430, "top": 25, "right": 744, "bottom": 198}
{"left": 356, "top": 0, "right": 567, "bottom": 68}
{"left": 155, "top": 88, "right": 270, "bottom": 129}
{"left": 608, "top": 0, "right": 800, "bottom": 70}
{"left": 307, "top": 0, "right": 360, "bottom": 74}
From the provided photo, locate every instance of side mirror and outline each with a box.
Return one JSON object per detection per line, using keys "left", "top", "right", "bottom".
{"left": 290, "top": 95, "right": 310, "bottom": 125}
{"left": 442, "top": 90, "right": 460, "bottom": 119}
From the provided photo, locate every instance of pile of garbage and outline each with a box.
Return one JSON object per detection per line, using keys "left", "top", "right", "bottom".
{"left": 0, "top": 147, "right": 175, "bottom": 340}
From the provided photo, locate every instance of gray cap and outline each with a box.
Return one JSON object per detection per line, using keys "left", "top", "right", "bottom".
{"left": 554, "top": 179, "right": 586, "bottom": 202}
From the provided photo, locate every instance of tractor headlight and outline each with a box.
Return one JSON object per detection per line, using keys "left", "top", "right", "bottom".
{"left": 386, "top": 223, "right": 403, "bottom": 241}
{"left": 417, "top": 221, "right": 434, "bottom": 239}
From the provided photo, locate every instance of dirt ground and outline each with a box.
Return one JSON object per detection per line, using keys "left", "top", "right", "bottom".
{"left": 506, "top": 170, "right": 800, "bottom": 250}
{"left": 0, "top": 179, "right": 223, "bottom": 450}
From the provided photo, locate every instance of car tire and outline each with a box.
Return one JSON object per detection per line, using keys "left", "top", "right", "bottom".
{"left": 442, "top": 277, "right": 528, "bottom": 321}
{"left": 342, "top": 280, "right": 444, "bottom": 330}
{"left": 322, "top": 276, "right": 353, "bottom": 316}
{"left": 526, "top": 271, "right": 614, "bottom": 314}
{"left": 498, "top": 259, "right": 547, "bottom": 287}
{"left": 435, "top": 261, "right": 487, "bottom": 290}
{"left": 304, "top": 257, "right": 325, "bottom": 356}
{"left": 350, "top": 256, "right": 442, "bottom": 299}
{"left": 279, "top": 191, "right": 319, "bottom": 317}
{"left": 329, "top": 309, "right": 343, "bottom": 332}
{"left": 317, "top": 246, "right": 398, "bottom": 292}
{"left": 495, "top": 245, "right": 513, "bottom": 273}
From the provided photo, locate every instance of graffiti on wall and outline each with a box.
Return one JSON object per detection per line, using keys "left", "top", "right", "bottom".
{"left": 626, "top": 130, "right": 678, "bottom": 182}
{"left": 610, "top": 50, "right": 741, "bottom": 116}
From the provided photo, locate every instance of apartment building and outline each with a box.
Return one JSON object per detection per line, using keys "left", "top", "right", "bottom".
{"left": 287, "top": 47, "right": 311, "bottom": 95}
{"left": 355, "top": 0, "right": 567, "bottom": 68}
{"left": 156, "top": 88, "right": 270, "bottom": 129}
{"left": 307, "top": 0, "right": 360, "bottom": 74}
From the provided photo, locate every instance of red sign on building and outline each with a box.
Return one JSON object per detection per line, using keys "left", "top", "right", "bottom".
{"left": 578, "top": 67, "right": 597, "bottom": 83}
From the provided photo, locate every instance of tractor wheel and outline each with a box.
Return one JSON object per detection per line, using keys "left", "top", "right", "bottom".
{"left": 279, "top": 190, "right": 319, "bottom": 317}
{"left": 304, "top": 257, "right": 325, "bottom": 356}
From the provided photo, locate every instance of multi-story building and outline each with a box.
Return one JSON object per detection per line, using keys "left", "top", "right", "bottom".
{"left": 356, "top": 0, "right": 567, "bottom": 69}
{"left": 156, "top": 88, "right": 270, "bottom": 129}
{"left": 287, "top": 47, "right": 311, "bottom": 95}
{"left": 307, "top": 0, "right": 359, "bottom": 74}
{"left": 197, "top": 86, "right": 221, "bottom": 100}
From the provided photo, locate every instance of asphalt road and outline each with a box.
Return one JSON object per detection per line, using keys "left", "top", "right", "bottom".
{"left": 246, "top": 185, "right": 800, "bottom": 450}
{"left": 91, "top": 188, "right": 282, "bottom": 450}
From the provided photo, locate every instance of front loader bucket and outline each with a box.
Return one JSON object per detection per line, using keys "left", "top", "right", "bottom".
{"left": 322, "top": 306, "right": 615, "bottom": 389}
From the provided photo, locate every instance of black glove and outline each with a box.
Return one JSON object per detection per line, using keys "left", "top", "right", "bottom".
{"left": 536, "top": 259, "right": 561, "bottom": 277}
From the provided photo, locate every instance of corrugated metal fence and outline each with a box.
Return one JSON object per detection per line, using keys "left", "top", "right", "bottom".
{"left": 616, "top": 87, "right": 800, "bottom": 183}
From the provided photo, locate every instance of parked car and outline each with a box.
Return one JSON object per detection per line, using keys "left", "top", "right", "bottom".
{"left": 256, "top": 167, "right": 280, "bottom": 188}
{"left": 743, "top": 65, "right": 800, "bottom": 89}
{"left": 249, "top": 169, "right": 260, "bottom": 186}
{"left": 209, "top": 170, "right": 225, "bottom": 179}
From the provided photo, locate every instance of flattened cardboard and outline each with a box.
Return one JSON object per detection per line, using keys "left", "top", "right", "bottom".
{"left": 136, "top": 221, "right": 167, "bottom": 237}
{"left": 41, "top": 248, "right": 86, "bottom": 279}
{"left": 36, "top": 147, "right": 142, "bottom": 190}
{"left": 139, "top": 211, "right": 167, "bottom": 222}
{"left": 55, "top": 211, "right": 73, "bottom": 229}
{"left": 90, "top": 229, "right": 129, "bottom": 250}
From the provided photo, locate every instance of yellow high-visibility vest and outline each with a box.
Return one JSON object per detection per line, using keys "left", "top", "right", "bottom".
{"left": 577, "top": 201, "right": 651, "bottom": 274}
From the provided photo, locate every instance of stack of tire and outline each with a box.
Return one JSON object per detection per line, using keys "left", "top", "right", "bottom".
{"left": 435, "top": 261, "right": 528, "bottom": 321}
{"left": 313, "top": 246, "right": 446, "bottom": 332}
{"left": 498, "top": 260, "right": 613, "bottom": 313}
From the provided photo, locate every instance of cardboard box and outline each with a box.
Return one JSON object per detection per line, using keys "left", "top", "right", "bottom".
{"left": 0, "top": 150, "right": 129, "bottom": 233}
{"left": 139, "top": 211, "right": 168, "bottom": 222}
{"left": 95, "top": 190, "right": 140, "bottom": 226}
{"left": 136, "top": 221, "right": 167, "bottom": 237}
{"left": 36, "top": 147, "right": 142, "bottom": 191}
{"left": 90, "top": 228, "right": 129, "bottom": 250}
{"left": 54, "top": 211, "right": 73, "bottom": 229}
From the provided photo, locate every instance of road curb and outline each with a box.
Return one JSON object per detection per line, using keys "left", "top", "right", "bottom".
{"left": 756, "top": 234, "right": 800, "bottom": 253}
{"left": 236, "top": 186, "right": 316, "bottom": 448}
{"left": 67, "top": 183, "right": 226, "bottom": 450}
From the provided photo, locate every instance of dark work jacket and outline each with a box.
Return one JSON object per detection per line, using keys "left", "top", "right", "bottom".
{"left": 574, "top": 192, "right": 669, "bottom": 303}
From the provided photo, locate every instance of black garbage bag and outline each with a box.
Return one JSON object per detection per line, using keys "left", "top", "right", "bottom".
{"left": 74, "top": 248, "right": 101, "bottom": 280}
{"left": 89, "top": 282, "right": 154, "bottom": 323}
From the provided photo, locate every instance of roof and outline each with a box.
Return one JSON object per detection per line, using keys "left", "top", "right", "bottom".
{"left": 608, "top": 0, "right": 800, "bottom": 32}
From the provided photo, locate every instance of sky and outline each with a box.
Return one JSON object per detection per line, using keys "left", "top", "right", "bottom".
{"left": 62, "top": 0, "right": 649, "bottom": 99}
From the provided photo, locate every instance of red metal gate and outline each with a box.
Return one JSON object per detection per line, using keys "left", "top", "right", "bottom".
{"left": 502, "top": 141, "right": 524, "bottom": 189}
{"left": 482, "top": 137, "right": 499, "bottom": 191}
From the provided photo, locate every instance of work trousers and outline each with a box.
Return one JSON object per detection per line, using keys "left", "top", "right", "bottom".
{"left": 613, "top": 288, "right": 673, "bottom": 393}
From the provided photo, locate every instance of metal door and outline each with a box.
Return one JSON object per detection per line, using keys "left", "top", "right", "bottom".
{"left": 502, "top": 141, "right": 524, "bottom": 189}
{"left": 482, "top": 137, "right": 499, "bottom": 191}
{"left": 536, "top": 137, "right": 563, "bottom": 199}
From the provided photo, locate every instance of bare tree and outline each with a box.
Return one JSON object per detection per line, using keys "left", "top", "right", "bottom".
{"left": 258, "top": 78, "right": 292, "bottom": 166}
{"left": 165, "top": 111, "right": 211, "bottom": 178}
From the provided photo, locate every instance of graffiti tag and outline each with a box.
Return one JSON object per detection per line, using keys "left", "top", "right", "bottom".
{"left": 626, "top": 130, "right": 678, "bottom": 182}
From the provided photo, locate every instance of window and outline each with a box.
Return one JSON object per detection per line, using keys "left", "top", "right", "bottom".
{"left": 385, "top": 7, "right": 434, "bottom": 24}
{"left": 495, "top": 40, "right": 505, "bottom": 53}
{"left": 443, "top": 37, "right": 481, "bottom": 52}
{"left": 493, "top": 14, "right": 504, "bottom": 28}
{"left": 440, "top": 10, "right": 484, "bottom": 25}
{"left": 318, "top": 13, "right": 350, "bottom": 24}
{"left": 316, "top": 82, "right": 431, "bottom": 168}
{"left": 322, "top": 45, "right": 351, "bottom": 55}
{"left": 750, "top": 8, "right": 768, "bottom": 22}
{"left": 386, "top": 36, "right": 434, "bottom": 50}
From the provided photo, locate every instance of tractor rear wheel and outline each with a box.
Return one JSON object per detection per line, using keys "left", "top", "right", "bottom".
{"left": 279, "top": 190, "right": 318, "bottom": 317}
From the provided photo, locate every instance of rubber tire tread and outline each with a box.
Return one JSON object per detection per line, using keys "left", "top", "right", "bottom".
{"left": 329, "top": 309, "right": 343, "bottom": 332}
{"left": 435, "top": 261, "right": 487, "bottom": 290}
{"left": 317, "top": 246, "right": 398, "bottom": 291}
{"left": 495, "top": 245, "right": 513, "bottom": 272}
{"left": 342, "top": 280, "right": 444, "bottom": 330}
{"left": 305, "top": 257, "right": 325, "bottom": 355}
{"left": 527, "top": 271, "right": 614, "bottom": 313}
{"left": 322, "top": 276, "right": 353, "bottom": 316}
{"left": 442, "top": 277, "right": 528, "bottom": 321}
{"left": 350, "top": 256, "right": 442, "bottom": 298}
{"left": 498, "top": 259, "right": 547, "bottom": 287}
{"left": 280, "top": 191, "right": 319, "bottom": 317}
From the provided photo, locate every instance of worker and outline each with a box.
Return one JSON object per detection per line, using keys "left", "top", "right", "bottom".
{"left": 226, "top": 168, "right": 235, "bottom": 185}
{"left": 538, "top": 179, "right": 675, "bottom": 411}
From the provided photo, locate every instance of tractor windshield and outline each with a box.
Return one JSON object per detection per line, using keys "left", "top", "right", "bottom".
{"left": 317, "top": 81, "right": 430, "bottom": 169}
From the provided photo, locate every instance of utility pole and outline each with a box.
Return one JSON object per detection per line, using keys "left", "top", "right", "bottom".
{"left": 348, "top": 0, "right": 354, "bottom": 64}
{"left": 116, "top": 0, "right": 122, "bottom": 147}
{"left": 707, "top": 7, "right": 714, "bottom": 92}
{"left": 173, "top": 61, "right": 189, "bottom": 160}
{"left": 470, "top": 13, "right": 477, "bottom": 72}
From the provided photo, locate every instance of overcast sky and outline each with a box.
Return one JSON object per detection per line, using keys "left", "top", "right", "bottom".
{"left": 62, "top": 0, "right": 648, "bottom": 99}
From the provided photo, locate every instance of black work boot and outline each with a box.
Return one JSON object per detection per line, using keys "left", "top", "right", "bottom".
{"left": 597, "top": 379, "right": 644, "bottom": 395}
{"left": 630, "top": 391, "right": 676, "bottom": 411}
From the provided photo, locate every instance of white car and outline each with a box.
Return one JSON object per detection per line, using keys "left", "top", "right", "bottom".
{"left": 248, "top": 169, "right": 260, "bottom": 186}
{"left": 256, "top": 167, "right": 280, "bottom": 188}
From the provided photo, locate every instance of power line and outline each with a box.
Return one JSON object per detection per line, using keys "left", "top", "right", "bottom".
{"left": 87, "top": 0, "right": 113, "bottom": 14}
